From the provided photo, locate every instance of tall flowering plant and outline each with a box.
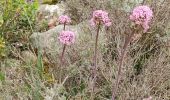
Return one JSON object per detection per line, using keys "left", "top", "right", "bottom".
{"left": 58, "top": 15, "right": 75, "bottom": 83}
{"left": 112, "top": 5, "right": 153, "bottom": 100}
{"left": 90, "top": 10, "right": 111, "bottom": 99}
{"left": 58, "top": 15, "right": 74, "bottom": 63}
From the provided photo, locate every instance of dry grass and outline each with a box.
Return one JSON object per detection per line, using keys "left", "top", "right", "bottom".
{"left": 0, "top": 0, "right": 170, "bottom": 100}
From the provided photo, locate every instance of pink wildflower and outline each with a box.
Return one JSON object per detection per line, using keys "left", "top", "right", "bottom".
{"left": 130, "top": 5, "right": 153, "bottom": 32}
{"left": 58, "top": 31, "right": 75, "bottom": 45}
{"left": 90, "top": 18, "right": 96, "bottom": 27}
{"left": 58, "top": 15, "right": 71, "bottom": 24}
{"left": 103, "top": 17, "right": 112, "bottom": 26}
{"left": 90, "top": 10, "right": 112, "bottom": 27}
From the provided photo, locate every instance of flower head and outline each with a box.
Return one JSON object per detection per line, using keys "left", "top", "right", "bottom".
{"left": 58, "top": 31, "right": 75, "bottom": 45}
{"left": 130, "top": 5, "right": 153, "bottom": 32}
{"left": 90, "top": 10, "right": 111, "bottom": 27}
{"left": 58, "top": 15, "right": 71, "bottom": 25}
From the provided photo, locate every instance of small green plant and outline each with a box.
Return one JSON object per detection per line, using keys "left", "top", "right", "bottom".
{"left": 0, "top": 36, "right": 6, "bottom": 58}
{"left": 0, "top": 0, "right": 38, "bottom": 41}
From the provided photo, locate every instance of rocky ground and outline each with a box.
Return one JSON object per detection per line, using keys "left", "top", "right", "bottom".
{"left": 0, "top": 0, "right": 170, "bottom": 100}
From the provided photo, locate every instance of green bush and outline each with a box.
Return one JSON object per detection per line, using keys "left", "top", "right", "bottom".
{"left": 0, "top": 0, "right": 39, "bottom": 57}
{"left": 0, "top": 36, "right": 5, "bottom": 58}
{"left": 0, "top": 0, "right": 39, "bottom": 41}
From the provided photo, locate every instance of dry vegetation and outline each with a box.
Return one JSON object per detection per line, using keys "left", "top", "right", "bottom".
{"left": 0, "top": 0, "right": 170, "bottom": 100}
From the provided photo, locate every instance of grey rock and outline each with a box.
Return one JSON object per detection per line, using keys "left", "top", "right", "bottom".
{"left": 30, "top": 20, "right": 93, "bottom": 54}
{"left": 30, "top": 16, "right": 109, "bottom": 65}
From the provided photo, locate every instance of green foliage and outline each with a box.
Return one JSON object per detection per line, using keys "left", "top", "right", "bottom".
{"left": 42, "top": 0, "right": 58, "bottom": 4}
{"left": 0, "top": 0, "right": 39, "bottom": 41}
{"left": 0, "top": 37, "right": 6, "bottom": 58}
{"left": 0, "top": 72, "right": 5, "bottom": 81}
{"left": 0, "top": 0, "right": 39, "bottom": 58}
{"left": 36, "top": 51, "right": 44, "bottom": 78}
{"left": 0, "top": 14, "right": 3, "bottom": 27}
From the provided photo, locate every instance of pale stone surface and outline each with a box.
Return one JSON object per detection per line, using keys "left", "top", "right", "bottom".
{"left": 30, "top": 21, "right": 108, "bottom": 70}
{"left": 30, "top": 20, "right": 94, "bottom": 54}
{"left": 37, "top": 2, "right": 66, "bottom": 20}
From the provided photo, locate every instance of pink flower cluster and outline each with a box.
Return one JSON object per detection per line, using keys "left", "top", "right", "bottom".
{"left": 58, "top": 15, "right": 71, "bottom": 24}
{"left": 58, "top": 31, "right": 75, "bottom": 45}
{"left": 90, "top": 10, "right": 112, "bottom": 27}
{"left": 130, "top": 5, "right": 153, "bottom": 32}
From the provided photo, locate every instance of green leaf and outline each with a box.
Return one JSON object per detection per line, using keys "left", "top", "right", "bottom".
{"left": 0, "top": 72, "right": 5, "bottom": 81}
{"left": 36, "top": 50, "right": 44, "bottom": 78}
{"left": 0, "top": 15, "right": 3, "bottom": 27}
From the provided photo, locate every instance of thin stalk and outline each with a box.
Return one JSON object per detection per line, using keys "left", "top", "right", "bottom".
{"left": 60, "top": 23, "right": 66, "bottom": 63}
{"left": 91, "top": 22, "right": 101, "bottom": 99}
{"left": 59, "top": 23, "right": 66, "bottom": 83}
{"left": 63, "top": 22, "right": 66, "bottom": 30}
{"left": 112, "top": 32, "right": 135, "bottom": 100}
{"left": 60, "top": 44, "right": 66, "bottom": 64}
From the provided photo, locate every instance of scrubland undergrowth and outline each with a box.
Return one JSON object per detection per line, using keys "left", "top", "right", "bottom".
{"left": 0, "top": 0, "right": 170, "bottom": 100}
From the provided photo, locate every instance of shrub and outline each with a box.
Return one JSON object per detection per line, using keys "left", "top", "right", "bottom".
{"left": 0, "top": 0, "right": 38, "bottom": 42}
